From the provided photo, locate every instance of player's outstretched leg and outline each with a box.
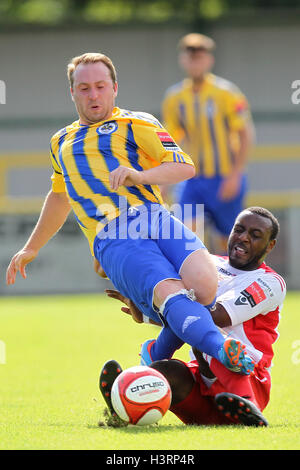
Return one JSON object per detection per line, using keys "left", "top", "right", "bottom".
{"left": 140, "top": 327, "right": 184, "bottom": 366}
{"left": 215, "top": 392, "right": 268, "bottom": 427}
{"left": 141, "top": 335, "right": 255, "bottom": 375}
{"left": 98, "top": 359, "right": 128, "bottom": 427}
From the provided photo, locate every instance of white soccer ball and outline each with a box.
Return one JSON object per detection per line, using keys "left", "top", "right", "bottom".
{"left": 111, "top": 365, "right": 172, "bottom": 425}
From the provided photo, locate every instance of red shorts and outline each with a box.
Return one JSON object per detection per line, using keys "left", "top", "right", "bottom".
{"left": 170, "top": 358, "right": 271, "bottom": 425}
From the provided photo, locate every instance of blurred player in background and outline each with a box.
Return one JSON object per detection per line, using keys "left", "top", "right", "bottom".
{"left": 161, "top": 33, "right": 255, "bottom": 253}
{"left": 99, "top": 207, "right": 286, "bottom": 427}
{"left": 6, "top": 52, "right": 254, "bottom": 377}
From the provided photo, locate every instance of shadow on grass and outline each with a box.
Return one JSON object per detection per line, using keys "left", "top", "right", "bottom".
{"left": 87, "top": 421, "right": 299, "bottom": 432}
{"left": 87, "top": 423, "right": 227, "bottom": 432}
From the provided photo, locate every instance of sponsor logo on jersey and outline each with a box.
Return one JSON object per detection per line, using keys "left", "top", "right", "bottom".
{"left": 235, "top": 281, "right": 266, "bottom": 308}
{"left": 235, "top": 99, "right": 248, "bottom": 114}
{"left": 257, "top": 277, "right": 274, "bottom": 297}
{"left": 97, "top": 121, "right": 118, "bottom": 135}
{"left": 156, "top": 131, "right": 179, "bottom": 150}
{"left": 218, "top": 267, "right": 236, "bottom": 277}
{"left": 234, "top": 295, "right": 249, "bottom": 306}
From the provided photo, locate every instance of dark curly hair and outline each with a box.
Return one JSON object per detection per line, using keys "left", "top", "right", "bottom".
{"left": 246, "top": 207, "right": 280, "bottom": 240}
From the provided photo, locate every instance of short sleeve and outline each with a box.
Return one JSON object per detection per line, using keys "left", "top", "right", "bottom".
{"left": 50, "top": 170, "right": 66, "bottom": 193}
{"left": 217, "top": 274, "right": 286, "bottom": 326}
{"left": 224, "top": 89, "right": 252, "bottom": 132}
{"left": 133, "top": 121, "right": 194, "bottom": 167}
{"left": 49, "top": 139, "right": 66, "bottom": 193}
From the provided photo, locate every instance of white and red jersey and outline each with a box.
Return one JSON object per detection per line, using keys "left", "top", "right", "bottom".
{"left": 210, "top": 255, "right": 286, "bottom": 373}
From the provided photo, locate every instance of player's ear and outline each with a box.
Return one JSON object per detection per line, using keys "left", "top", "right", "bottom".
{"left": 209, "top": 53, "right": 215, "bottom": 69}
{"left": 178, "top": 51, "right": 187, "bottom": 71}
{"left": 113, "top": 81, "right": 118, "bottom": 98}
{"left": 266, "top": 238, "right": 276, "bottom": 255}
{"left": 70, "top": 87, "right": 75, "bottom": 102}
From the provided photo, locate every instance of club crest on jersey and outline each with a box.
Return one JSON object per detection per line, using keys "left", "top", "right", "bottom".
{"left": 206, "top": 99, "right": 216, "bottom": 117}
{"left": 97, "top": 121, "right": 118, "bottom": 135}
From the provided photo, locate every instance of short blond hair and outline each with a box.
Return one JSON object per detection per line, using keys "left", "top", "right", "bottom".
{"left": 67, "top": 52, "right": 117, "bottom": 88}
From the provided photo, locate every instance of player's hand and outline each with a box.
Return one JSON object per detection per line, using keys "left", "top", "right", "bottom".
{"left": 109, "top": 166, "right": 143, "bottom": 191}
{"left": 93, "top": 258, "right": 108, "bottom": 278}
{"left": 6, "top": 248, "right": 38, "bottom": 285}
{"left": 218, "top": 172, "right": 241, "bottom": 201}
{"left": 192, "top": 347, "right": 216, "bottom": 379}
{"left": 105, "top": 289, "right": 144, "bottom": 323}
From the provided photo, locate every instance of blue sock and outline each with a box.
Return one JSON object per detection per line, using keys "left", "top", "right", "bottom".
{"left": 151, "top": 326, "right": 184, "bottom": 361}
{"left": 163, "top": 293, "right": 224, "bottom": 359}
{"left": 205, "top": 296, "right": 216, "bottom": 311}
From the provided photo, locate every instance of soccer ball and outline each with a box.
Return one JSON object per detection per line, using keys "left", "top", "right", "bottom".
{"left": 111, "top": 365, "right": 172, "bottom": 425}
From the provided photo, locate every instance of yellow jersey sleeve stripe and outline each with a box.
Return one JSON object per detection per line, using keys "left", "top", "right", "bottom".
{"left": 50, "top": 136, "right": 66, "bottom": 192}
{"left": 50, "top": 142, "right": 62, "bottom": 174}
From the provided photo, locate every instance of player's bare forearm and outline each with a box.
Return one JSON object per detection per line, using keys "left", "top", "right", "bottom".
{"left": 140, "top": 162, "right": 195, "bottom": 186}
{"left": 219, "top": 124, "right": 254, "bottom": 200}
{"left": 23, "top": 190, "right": 71, "bottom": 252}
{"left": 109, "top": 162, "right": 195, "bottom": 190}
{"left": 192, "top": 347, "right": 216, "bottom": 378}
{"left": 6, "top": 190, "right": 71, "bottom": 285}
{"left": 210, "top": 303, "right": 232, "bottom": 327}
{"left": 233, "top": 123, "right": 255, "bottom": 173}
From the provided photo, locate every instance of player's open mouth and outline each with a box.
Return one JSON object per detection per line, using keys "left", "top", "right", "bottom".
{"left": 233, "top": 244, "right": 248, "bottom": 255}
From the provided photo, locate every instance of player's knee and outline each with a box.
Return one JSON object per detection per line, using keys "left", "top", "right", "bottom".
{"left": 196, "top": 278, "right": 218, "bottom": 306}
{"left": 180, "top": 250, "right": 218, "bottom": 306}
{"left": 184, "top": 271, "right": 217, "bottom": 306}
{"left": 153, "top": 279, "right": 185, "bottom": 309}
{"left": 150, "top": 359, "right": 194, "bottom": 405}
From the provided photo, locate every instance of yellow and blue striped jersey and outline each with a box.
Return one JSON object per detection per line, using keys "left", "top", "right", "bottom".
{"left": 162, "top": 73, "right": 251, "bottom": 177}
{"left": 50, "top": 107, "right": 194, "bottom": 255}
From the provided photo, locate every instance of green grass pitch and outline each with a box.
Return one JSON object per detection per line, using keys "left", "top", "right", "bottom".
{"left": 0, "top": 291, "right": 299, "bottom": 450}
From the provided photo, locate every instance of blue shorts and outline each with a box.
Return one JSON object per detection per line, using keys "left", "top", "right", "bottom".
{"left": 93, "top": 203, "right": 205, "bottom": 323}
{"left": 177, "top": 174, "right": 247, "bottom": 236}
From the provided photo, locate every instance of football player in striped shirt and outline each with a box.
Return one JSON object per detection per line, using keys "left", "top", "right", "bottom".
{"left": 161, "top": 33, "right": 255, "bottom": 253}
{"left": 6, "top": 52, "right": 254, "bottom": 377}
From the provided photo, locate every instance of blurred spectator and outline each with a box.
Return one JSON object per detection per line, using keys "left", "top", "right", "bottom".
{"left": 161, "top": 33, "right": 255, "bottom": 253}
